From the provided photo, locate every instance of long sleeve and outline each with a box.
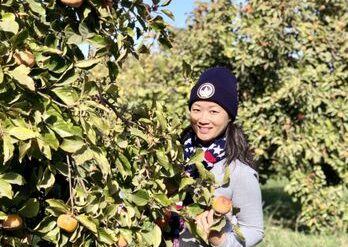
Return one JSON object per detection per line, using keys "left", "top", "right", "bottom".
{"left": 212, "top": 160, "right": 264, "bottom": 247}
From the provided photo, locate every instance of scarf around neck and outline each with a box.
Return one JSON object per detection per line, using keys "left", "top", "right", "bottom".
{"left": 183, "top": 130, "right": 226, "bottom": 178}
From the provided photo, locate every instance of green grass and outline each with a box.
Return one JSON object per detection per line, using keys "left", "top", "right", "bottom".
{"left": 258, "top": 178, "right": 348, "bottom": 247}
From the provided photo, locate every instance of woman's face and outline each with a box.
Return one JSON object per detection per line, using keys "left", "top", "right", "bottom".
{"left": 190, "top": 101, "right": 230, "bottom": 144}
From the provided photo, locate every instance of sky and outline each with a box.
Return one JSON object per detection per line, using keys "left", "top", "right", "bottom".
{"left": 163, "top": 0, "right": 204, "bottom": 28}
{"left": 160, "top": 0, "right": 244, "bottom": 28}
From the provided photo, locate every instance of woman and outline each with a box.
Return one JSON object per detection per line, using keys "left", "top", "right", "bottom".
{"left": 178, "top": 67, "right": 264, "bottom": 247}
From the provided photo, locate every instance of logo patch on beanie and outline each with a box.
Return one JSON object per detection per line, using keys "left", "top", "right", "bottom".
{"left": 197, "top": 83, "right": 215, "bottom": 99}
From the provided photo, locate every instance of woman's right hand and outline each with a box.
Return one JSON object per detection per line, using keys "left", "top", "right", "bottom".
{"left": 195, "top": 209, "right": 227, "bottom": 246}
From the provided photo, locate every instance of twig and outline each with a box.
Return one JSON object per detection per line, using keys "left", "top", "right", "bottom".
{"left": 66, "top": 155, "right": 74, "bottom": 213}
{"left": 96, "top": 83, "right": 129, "bottom": 124}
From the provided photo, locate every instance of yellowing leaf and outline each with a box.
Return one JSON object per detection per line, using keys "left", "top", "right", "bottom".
{"left": 46, "top": 199, "right": 69, "bottom": 213}
{"left": 76, "top": 214, "right": 98, "bottom": 234}
{"left": 126, "top": 190, "right": 149, "bottom": 206}
{"left": 0, "top": 172, "right": 26, "bottom": 185}
{"left": 75, "top": 58, "right": 102, "bottom": 68}
{"left": 179, "top": 177, "right": 195, "bottom": 191}
{"left": 10, "top": 65, "right": 35, "bottom": 91}
{"left": 8, "top": 126, "right": 37, "bottom": 140}
{"left": 0, "top": 15, "right": 19, "bottom": 34}
{"left": 3, "top": 135, "right": 15, "bottom": 163}
{"left": 0, "top": 178, "right": 13, "bottom": 199}
{"left": 60, "top": 138, "right": 85, "bottom": 153}
{"left": 141, "top": 224, "right": 162, "bottom": 247}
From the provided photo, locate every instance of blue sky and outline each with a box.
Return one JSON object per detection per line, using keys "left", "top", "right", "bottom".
{"left": 160, "top": 0, "right": 244, "bottom": 28}
{"left": 164, "top": 0, "right": 205, "bottom": 28}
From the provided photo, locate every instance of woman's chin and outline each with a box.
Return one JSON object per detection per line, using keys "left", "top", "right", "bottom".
{"left": 197, "top": 134, "right": 213, "bottom": 144}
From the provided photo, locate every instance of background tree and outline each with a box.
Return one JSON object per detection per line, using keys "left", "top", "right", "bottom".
{"left": 119, "top": 0, "right": 348, "bottom": 233}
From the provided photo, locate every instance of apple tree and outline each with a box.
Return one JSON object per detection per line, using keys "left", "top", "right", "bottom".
{"left": 0, "top": 0, "right": 185, "bottom": 246}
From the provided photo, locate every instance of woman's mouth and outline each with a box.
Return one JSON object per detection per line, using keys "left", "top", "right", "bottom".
{"left": 198, "top": 126, "right": 211, "bottom": 134}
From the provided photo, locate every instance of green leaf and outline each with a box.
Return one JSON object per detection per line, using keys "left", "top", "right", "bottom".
{"left": 3, "top": 135, "right": 15, "bottom": 163}
{"left": 18, "top": 198, "right": 40, "bottom": 218}
{"left": 76, "top": 214, "right": 98, "bottom": 234}
{"left": 222, "top": 165, "right": 230, "bottom": 186}
{"left": 196, "top": 161, "right": 215, "bottom": 182}
{"left": 18, "top": 140, "right": 31, "bottom": 162}
{"left": 98, "top": 228, "right": 117, "bottom": 245}
{"left": 44, "top": 55, "right": 69, "bottom": 73}
{"left": 87, "top": 35, "right": 107, "bottom": 48}
{"left": 141, "top": 224, "right": 162, "bottom": 247}
{"left": 185, "top": 203, "right": 204, "bottom": 218}
{"left": 60, "top": 138, "right": 85, "bottom": 153}
{"left": 209, "top": 217, "right": 226, "bottom": 232}
{"left": 0, "top": 172, "right": 26, "bottom": 185}
{"left": 161, "top": 0, "right": 172, "bottom": 7}
{"left": 130, "top": 127, "right": 148, "bottom": 141}
{"left": 187, "top": 148, "right": 204, "bottom": 165}
{"left": 27, "top": 0, "right": 45, "bottom": 15}
{"left": 156, "top": 150, "right": 170, "bottom": 169}
{"left": 37, "top": 167, "right": 55, "bottom": 191}
{"left": 0, "top": 178, "right": 13, "bottom": 199}
{"left": 73, "top": 147, "right": 94, "bottom": 165}
{"left": 0, "top": 66, "right": 3, "bottom": 84}
{"left": 126, "top": 190, "right": 149, "bottom": 206}
{"left": 42, "top": 130, "right": 59, "bottom": 150}
{"left": 34, "top": 216, "right": 57, "bottom": 233}
{"left": 52, "top": 162, "right": 69, "bottom": 176}
{"left": 153, "top": 193, "right": 171, "bottom": 207}
{"left": 155, "top": 110, "right": 167, "bottom": 130}
{"left": 161, "top": 9, "right": 175, "bottom": 21}
{"left": 52, "top": 87, "right": 79, "bottom": 106}
{"left": 185, "top": 220, "right": 208, "bottom": 244}
{"left": 9, "top": 65, "right": 35, "bottom": 91}
{"left": 232, "top": 224, "right": 245, "bottom": 242}
{"left": 67, "top": 34, "right": 83, "bottom": 45}
{"left": 75, "top": 58, "right": 103, "bottom": 68}
{"left": 46, "top": 199, "right": 69, "bottom": 213}
{"left": 93, "top": 151, "right": 111, "bottom": 176}
{"left": 179, "top": 177, "right": 195, "bottom": 191}
{"left": 49, "top": 120, "right": 82, "bottom": 138}
{"left": 8, "top": 126, "right": 37, "bottom": 140}
{"left": 37, "top": 138, "right": 52, "bottom": 159}
{"left": 0, "top": 211, "right": 6, "bottom": 219}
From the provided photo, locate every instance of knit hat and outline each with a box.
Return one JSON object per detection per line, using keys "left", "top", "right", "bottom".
{"left": 189, "top": 67, "right": 238, "bottom": 121}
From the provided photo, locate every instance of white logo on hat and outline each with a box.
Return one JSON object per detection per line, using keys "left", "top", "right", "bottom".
{"left": 197, "top": 82, "right": 215, "bottom": 99}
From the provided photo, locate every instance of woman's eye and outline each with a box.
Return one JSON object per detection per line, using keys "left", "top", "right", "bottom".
{"left": 210, "top": 110, "right": 219, "bottom": 114}
{"left": 192, "top": 109, "right": 200, "bottom": 112}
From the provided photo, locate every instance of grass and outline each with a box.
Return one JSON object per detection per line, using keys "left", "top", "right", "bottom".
{"left": 258, "top": 178, "right": 348, "bottom": 247}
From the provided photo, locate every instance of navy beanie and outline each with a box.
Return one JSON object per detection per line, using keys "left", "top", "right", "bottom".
{"left": 189, "top": 67, "right": 238, "bottom": 121}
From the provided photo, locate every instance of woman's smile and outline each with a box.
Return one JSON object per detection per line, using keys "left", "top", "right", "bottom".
{"left": 190, "top": 101, "right": 230, "bottom": 143}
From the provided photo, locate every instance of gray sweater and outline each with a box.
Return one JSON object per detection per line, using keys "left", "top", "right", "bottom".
{"left": 212, "top": 159, "right": 264, "bottom": 247}
{"left": 180, "top": 159, "right": 264, "bottom": 247}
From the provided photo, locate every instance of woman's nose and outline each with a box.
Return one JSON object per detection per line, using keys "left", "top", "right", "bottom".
{"left": 198, "top": 111, "right": 210, "bottom": 124}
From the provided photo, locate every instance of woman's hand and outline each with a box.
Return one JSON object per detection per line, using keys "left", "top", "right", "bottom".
{"left": 196, "top": 209, "right": 227, "bottom": 246}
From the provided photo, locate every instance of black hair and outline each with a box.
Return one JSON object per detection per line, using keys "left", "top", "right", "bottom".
{"left": 225, "top": 122, "right": 256, "bottom": 170}
{"left": 180, "top": 123, "right": 256, "bottom": 170}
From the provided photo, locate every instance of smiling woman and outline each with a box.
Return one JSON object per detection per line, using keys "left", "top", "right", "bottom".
{"left": 176, "top": 67, "right": 264, "bottom": 247}
{"left": 190, "top": 101, "right": 230, "bottom": 144}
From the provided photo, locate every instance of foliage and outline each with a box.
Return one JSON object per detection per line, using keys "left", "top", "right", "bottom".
{"left": 0, "top": 0, "right": 187, "bottom": 246}
{"left": 261, "top": 179, "right": 348, "bottom": 247}
{"left": 118, "top": 0, "right": 348, "bottom": 233}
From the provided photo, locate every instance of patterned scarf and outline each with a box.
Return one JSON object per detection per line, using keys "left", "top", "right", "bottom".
{"left": 169, "top": 130, "right": 227, "bottom": 247}
{"left": 183, "top": 130, "right": 226, "bottom": 178}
